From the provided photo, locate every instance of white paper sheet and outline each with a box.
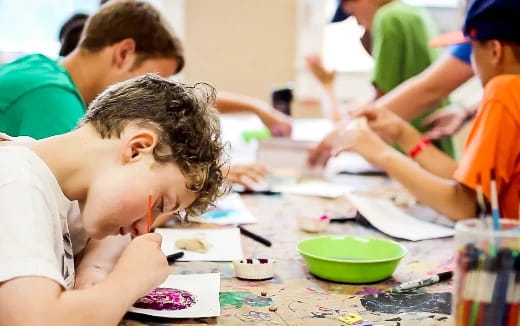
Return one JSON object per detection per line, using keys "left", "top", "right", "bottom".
{"left": 272, "top": 181, "right": 353, "bottom": 199}
{"left": 156, "top": 228, "right": 243, "bottom": 261}
{"left": 129, "top": 273, "right": 220, "bottom": 318}
{"left": 345, "top": 193, "right": 455, "bottom": 241}
{"left": 198, "top": 193, "right": 257, "bottom": 225}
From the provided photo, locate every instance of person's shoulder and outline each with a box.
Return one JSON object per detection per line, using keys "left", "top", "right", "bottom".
{"left": 482, "top": 74, "right": 520, "bottom": 121}
{"left": 0, "top": 145, "right": 40, "bottom": 186}
{"left": 376, "top": 1, "right": 422, "bottom": 20}
{"left": 0, "top": 54, "right": 77, "bottom": 98}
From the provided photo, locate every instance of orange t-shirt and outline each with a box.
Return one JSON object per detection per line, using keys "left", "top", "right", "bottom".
{"left": 454, "top": 74, "right": 520, "bottom": 220}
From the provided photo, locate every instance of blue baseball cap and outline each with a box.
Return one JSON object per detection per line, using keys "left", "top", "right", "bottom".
{"left": 331, "top": 0, "right": 350, "bottom": 23}
{"left": 429, "top": 0, "right": 520, "bottom": 47}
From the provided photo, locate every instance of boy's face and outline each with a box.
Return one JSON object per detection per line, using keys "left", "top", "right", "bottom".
{"left": 342, "top": 0, "right": 380, "bottom": 30}
{"left": 80, "top": 129, "right": 196, "bottom": 239}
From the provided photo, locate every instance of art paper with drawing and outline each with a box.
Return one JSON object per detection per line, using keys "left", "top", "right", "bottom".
{"left": 155, "top": 227, "right": 243, "bottom": 261}
{"left": 129, "top": 273, "right": 220, "bottom": 318}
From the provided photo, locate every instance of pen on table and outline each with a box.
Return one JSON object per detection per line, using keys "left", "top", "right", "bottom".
{"left": 238, "top": 225, "right": 272, "bottom": 247}
{"left": 146, "top": 194, "right": 152, "bottom": 233}
{"left": 166, "top": 251, "right": 184, "bottom": 264}
{"left": 235, "top": 189, "right": 281, "bottom": 196}
{"left": 386, "top": 271, "right": 453, "bottom": 293}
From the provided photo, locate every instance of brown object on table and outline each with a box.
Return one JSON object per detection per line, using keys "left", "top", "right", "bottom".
{"left": 261, "top": 291, "right": 267, "bottom": 296}
{"left": 269, "top": 306, "right": 278, "bottom": 312}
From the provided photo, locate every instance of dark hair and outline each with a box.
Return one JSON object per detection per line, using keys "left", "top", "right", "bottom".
{"left": 80, "top": 74, "right": 229, "bottom": 217}
{"left": 58, "top": 13, "right": 89, "bottom": 57}
{"left": 79, "top": 0, "right": 184, "bottom": 73}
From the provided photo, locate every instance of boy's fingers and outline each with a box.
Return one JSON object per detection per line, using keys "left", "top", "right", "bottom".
{"left": 140, "top": 232, "right": 163, "bottom": 245}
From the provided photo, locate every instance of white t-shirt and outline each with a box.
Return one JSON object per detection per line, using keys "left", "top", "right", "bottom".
{"left": 0, "top": 134, "right": 87, "bottom": 289}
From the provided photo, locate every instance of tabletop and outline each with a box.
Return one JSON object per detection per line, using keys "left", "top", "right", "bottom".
{"left": 122, "top": 174, "right": 455, "bottom": 326}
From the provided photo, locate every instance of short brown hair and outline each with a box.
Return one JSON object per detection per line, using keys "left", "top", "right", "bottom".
{"left": 80, "top": 74, "right": 229, "bottom": 218}
{"left": 79, "top": 0, "right": 185, "bottom": 73}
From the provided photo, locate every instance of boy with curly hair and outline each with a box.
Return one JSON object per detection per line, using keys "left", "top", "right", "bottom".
{"left": 0, "top": 74, "right": 227, "bottom": 325}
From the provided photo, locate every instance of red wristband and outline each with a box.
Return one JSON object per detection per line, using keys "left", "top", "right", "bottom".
{"left": 409, "top": 139, "right": 430, "bottom": 159}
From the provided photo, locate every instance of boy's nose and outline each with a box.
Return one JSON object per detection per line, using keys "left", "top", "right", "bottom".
{"left": 132, "top": 218, "right": 149, "bottom": 236}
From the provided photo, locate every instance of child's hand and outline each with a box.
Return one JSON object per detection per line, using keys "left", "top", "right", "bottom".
{"left": 308, "top": 121, "right": 389, "bottom": 167}
{"left": 305, "top": 54, "right": 336, "bottom": 87}
{"left": 257, "top": 108, "right": 292, "bottom": 137}
{"left": 112, "top": 233, "right": 169, "bottom": 298}
{"left": 228, "top": 164, "right": 269, "bottom": 190}
{"left": 350, "top": 105, "right": 407, "bottom": 144}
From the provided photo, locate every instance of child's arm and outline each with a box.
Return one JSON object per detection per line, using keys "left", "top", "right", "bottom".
{"left": 309, "top": 124, "right": 476, "bottom": 220}
{"left": 0, "top": 233, "right": 169, "bottom": 326}
{"left": 74, "top": 235, "right": 131, "bottom": 289}
{"left": 215, "top": 92, "right": 292, "bottom": 137}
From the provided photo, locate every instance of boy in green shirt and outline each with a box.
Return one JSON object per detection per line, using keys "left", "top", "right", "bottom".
{"left": 308, "top": 0, "right": 453, "bottom": 156}
{"left": 0, "top": 0, "right": 183, "bottom": 139}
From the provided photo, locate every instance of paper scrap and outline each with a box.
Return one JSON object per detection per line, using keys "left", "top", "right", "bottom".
{"left": 345, "top": 193, "right": 454, "bottom": 241}
{"left": 272, "top": 181, "right": 353, "bottom": 199}
{"left": 156, "top": 228, "right": 243, "bottom": 261}
{"left": 129, "top": 273, "right": 220, "bottom": 318}
{"left": 199, "top": 193, "right": 257, "bottom": 225}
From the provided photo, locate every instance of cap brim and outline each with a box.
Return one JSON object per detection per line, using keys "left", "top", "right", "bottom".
{"left": 331, "top": 5, "right": 350, "bottom": 23}
{"left": 429, "top": 31, "right": 470, "bottom": 47}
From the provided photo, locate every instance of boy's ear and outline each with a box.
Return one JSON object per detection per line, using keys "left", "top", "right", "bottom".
{"left": 111, "top": 38, "right": 137, "bottom": 71}
{"left": 489, "top": 40, "right": 504, "bottom": 67}
{"left": 120, "top": 129, "right": 158, "bottom": 163}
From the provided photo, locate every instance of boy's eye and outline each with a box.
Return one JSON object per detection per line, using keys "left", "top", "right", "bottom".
{"left": 155, "top": 198, "right": 164, "bottom": 212}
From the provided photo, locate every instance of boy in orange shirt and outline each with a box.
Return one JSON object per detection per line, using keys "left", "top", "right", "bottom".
{"left": 308, "top": 0, "right": 520, "bottom": 220}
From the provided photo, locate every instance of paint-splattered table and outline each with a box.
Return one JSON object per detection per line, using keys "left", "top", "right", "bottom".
{"left": 122, "top": 175, "right": 455, "bottom": 326}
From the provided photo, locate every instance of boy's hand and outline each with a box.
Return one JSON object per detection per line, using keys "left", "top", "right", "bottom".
{"left": 257, "top": 109, "right": 292, "bottom": 137}
{"left": 112, "top": 233, "right": 169, "bottom": 298}
{"left": 422, "top": 104, "right": 475, "bottom": 140}
{"left": 308, "top": 120, "right": 388, "bottom": 168}
{"left": 350, "top": 105, "right": 407, "bottom": 144}
{"left": 305, "top": 54, "right": 336, "bottom": 87}
{"left": 228, "top": 164, "right": 269, "bottom": 190}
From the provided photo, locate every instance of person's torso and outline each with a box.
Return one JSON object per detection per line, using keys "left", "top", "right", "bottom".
{"left": 468, "top": 75, "right": 520, "bottom": 219}
{"left": 0, "top": 134, "right": 87, "bottom": 287}
{"left": 0, "top": 54, "right": 85, "bottom": 138}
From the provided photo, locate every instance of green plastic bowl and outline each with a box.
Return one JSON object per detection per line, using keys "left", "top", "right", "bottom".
{"left": 297, "top": 235, "right": 408, "bottom": 283}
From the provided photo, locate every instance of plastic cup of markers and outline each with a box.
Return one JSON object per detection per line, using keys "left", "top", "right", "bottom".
{"left": 453, "top": 218, "right": 520, "bottom": 326}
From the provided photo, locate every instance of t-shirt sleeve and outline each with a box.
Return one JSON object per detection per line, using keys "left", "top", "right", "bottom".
{"left": 371, "top": 16, "right": 404, "bottom": 93}
{"left": 453, "top": 101, "right": 518, "bottom": 200}
{"left": 11, "top": 86, "right": 84, "bottom": 139}
{"left": 449, "top": 43, "right": 472, "bottom": 65}
{"left": 0, "top": 179, "right": 67, "bottom": 288}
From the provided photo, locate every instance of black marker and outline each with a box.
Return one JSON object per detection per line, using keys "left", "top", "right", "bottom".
{"left": 166, "top": 251, "right": 184, "bottom": 264}
{"left": 238, "top": 225, "right": 272, "bottom": 247}
{"left": 234, "top": 190, "right": 281, "bottom": 196}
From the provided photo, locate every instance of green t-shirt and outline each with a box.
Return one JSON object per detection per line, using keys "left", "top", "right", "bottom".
{"left": 0, "top": 54, "right": 85, "bottom": 139}
{"left": 371, "top": 1, "right": 454, "bottom": 157}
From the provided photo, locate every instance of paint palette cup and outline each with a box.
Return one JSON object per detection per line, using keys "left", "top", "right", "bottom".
{"left": 297, "top": 214, "right": 330, "bottom": 233}
{"left": 297, "top": 236, "right": 407, "bottom": 283}
{"left": 233, "top": 258, "right": 276, "bottom": 281}
{"left": 453, "top": 218, "right": 520, "bottom": 325}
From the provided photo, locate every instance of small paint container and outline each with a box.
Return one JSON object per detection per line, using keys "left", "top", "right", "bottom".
{"left": 297, "top": 214, "right": 330, "bottom": 233}
{"left": 233, "top": 258, "right": 276, "bottom": 281}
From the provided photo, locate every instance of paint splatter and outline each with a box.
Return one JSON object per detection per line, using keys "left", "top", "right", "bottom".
{"left": 219, "top": 291, "right": 273, "bottom": 308}
{"left": 360, "top": 292, "right": 451, "bottom": 315}
{"left": 133, "top": 288, "right": 197, "bottom": 310}
{"left": 355, "top": 286, "right": 383, "bottom": 295}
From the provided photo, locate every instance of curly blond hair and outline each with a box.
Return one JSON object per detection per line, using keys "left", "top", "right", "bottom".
{"left": 80, "top": 74, "right": 229, "bottom": 218}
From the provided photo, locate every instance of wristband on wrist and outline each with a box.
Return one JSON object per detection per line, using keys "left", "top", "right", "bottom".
{"left": 409, "top": 139, "right": 430, "bottom": 159}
